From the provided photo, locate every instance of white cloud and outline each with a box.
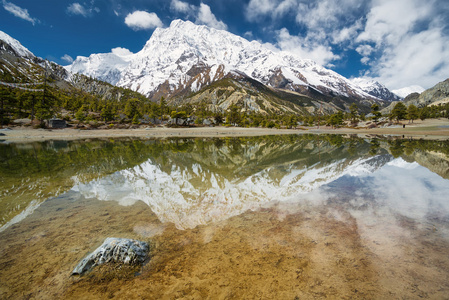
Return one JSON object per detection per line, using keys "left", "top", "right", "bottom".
{"left": 67, "top": 2, "right": 99, "bottom": 17}
{"left": 360, "top": 57, "right": 370, "bottom": 65}
{"left": 170, "top": 1, "right": 228, "bottom": 31}
{"left": 245, "top": 0, "right": 277, "bottom": 21}
{"left": 276, "top": 28, "right": 338, "bottom": 66}
{"left": 245, "top": 0, "right": 298, "bottom": 20}
{"left": 356, "top": 44, "right": 374, "bottom": 64}
{"left": 241, "top": 0, "right": 449, "bottom": 90}
{"left": 2, "top": 0, "right": 38, "bottom": 25}
{"left": 125, "top": 11, "right": 163, "bottom": 30}
{"left": 356, "top": 0, "right": 449, "bottom": 89}
{"left": 196, "top": 3, "right": 227, "bottom": 30}
{"left": 369, "top": 27, "right": 449, "bottom": 90}
{"left": 356, "top": 44, "right": 373, "bottom": 57}
{"left": 244, "top": 31, "right": 254, "bottom": 39}
{"left": 274, "top": 0, "right": 297, "bottom": 18}
{"left": 61, "top": 54, "right": 74, "bottom": 63}
{"left": 170, "top": 0, "right": 192, "bottom": 13}
{"left": 67, "top": 3, "right": 88, "bottom": 16}
{"left": 332, "top": 19, "right": 363, "bottom": 44}
{"left": 111, "top": 47, "right": 134, "bottom": 57}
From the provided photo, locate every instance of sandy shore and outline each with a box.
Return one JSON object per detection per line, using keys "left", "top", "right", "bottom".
{"left": 1, "top": 118, "right": 449, "bottom": 142}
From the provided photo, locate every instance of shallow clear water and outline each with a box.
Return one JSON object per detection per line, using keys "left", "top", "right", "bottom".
{"left": 1, "top": 135, "right": 449, "bottom": 299}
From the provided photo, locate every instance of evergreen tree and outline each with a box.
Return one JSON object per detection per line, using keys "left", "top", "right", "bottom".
{"left": 100, "top": 104, "right": 116, "bottom": 122}
{"left": 419, "top": 107, "right": 428, "bottom": 121}
{"left": 390, "top": 102, "right": 407, "bottom": 122}
{"left": 75, "top": 105, "right": 86, "bottom": 122}
{"left": 0, "top": 87, "right": 13, "bottom": 127}
{"left": 407, "top": 104, "right": 419, "bottom": 123}
{"left": 328, "top": 112, "right": 344, "bottom": 129}
{"left": 35, "top": 89, "right": 56, "bottom": 123}
{"left": 124, "top": 98, "right": 142, "bottom": 119}
{"left": 349, "top": 103, "right": 359, "bottom": 125}
{"left": 213, "top": 111, "right": 223, "bottom": 125}
{"left": 371, "top": 103, "right": 382, "bottom": 123}
{"left": 227, "top": 105, "right": 241, "bottom": 126}
{"left": 159, "top": 96, "right": 167, "bottom": 122}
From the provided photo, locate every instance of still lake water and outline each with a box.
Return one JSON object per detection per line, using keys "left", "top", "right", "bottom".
{"left": 1, "top": 135, "right": 449, "bottom": 299}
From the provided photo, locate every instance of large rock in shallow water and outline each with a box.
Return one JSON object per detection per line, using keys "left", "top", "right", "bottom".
{"left": 72, "top": 237, "right": 149, "bottom": 275}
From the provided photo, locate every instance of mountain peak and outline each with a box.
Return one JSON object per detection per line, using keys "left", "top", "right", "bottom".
{"left": 65, "top": 20, "right": 396, "bottom": 107}
{"left": 169, "top": 19, "right": 195, "bottom": 29}
{"left": 350, "top": 77, "right": 402, "bottom": 101}
{"left": 0, "top": 30, "right": 34, "bottom": 59}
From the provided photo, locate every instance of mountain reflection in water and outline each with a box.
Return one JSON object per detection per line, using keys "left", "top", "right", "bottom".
{"left": 1, "top": 135, "right": 449, "bottom": 232}
{"left": 73, "top": 141, "right": 449, "bottom": 232}
{"left": 1, "top": 135, "right": 449, "bottom": 299}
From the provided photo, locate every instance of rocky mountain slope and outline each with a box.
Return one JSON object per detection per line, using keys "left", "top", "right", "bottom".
{"left": 0, "top": 30, "right": 145, "bottom": 103}
{"left": 382, "top": 78, "right": 449, "bottom": 113}
{"left": 67, "top": 20, "right": 394, "bottom": 113}
{"left": 410, "top": 79, "right": 449, "bottom": 107}
{"left": 350, "top": 78, "right": 402, "bottom": 101}
{"left": 0, "top": 31, "right": 70, "bottom": 89}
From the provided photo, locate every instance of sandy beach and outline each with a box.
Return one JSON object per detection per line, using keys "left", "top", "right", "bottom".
{"left": 1, "top": 118, "right": 449, "bottom": 142}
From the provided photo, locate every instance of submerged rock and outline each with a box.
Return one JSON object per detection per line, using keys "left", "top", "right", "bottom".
{"left": 72, "top": 237, "right": 149, "bottom": 275}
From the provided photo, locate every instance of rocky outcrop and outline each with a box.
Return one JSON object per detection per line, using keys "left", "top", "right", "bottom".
{"left": 71, "top": 237, "right": 149, "bottom": 275}
{"left": 382, "top": 78, "right": 449, "bottom": 114}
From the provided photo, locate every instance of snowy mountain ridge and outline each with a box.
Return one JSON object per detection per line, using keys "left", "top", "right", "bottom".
{"left": 65, "top": 20, "right": 393, "bottom": 103}
{"left": 0, "top": 30, "right": 34, "bottom": 59}
{"left": 74, "top": 154, "right": 391, "bottom": 230}
{"left": 350, "top": 77, "right": 402, "bottom": 101}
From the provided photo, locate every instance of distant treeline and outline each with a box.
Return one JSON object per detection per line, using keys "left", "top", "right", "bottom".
{"left": 1, "top": 84, "right": 448, "bottom": 129}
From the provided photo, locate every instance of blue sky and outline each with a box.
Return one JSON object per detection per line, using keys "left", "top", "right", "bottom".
{"left": 1, "top": 0, "right": 448, "bottom": 90}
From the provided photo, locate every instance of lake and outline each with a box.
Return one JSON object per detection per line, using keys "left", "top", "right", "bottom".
{"left": 1, "top": 134, "right": 449, "bottom": 299}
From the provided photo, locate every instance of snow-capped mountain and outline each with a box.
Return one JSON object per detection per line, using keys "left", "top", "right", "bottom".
{"left": 350, "top": 77, "right": 402, "bottom": 101}
{"left": 66, "top": 50, "right": 133, "bottom": 85}
{"left": 0, "top": 30, "right": 150, "bottom": 104}
{"left": 0, "top": 30, "right": 70, "bottom": 83}
{"left": 66, "top": 20, "right": 390, "bottom": 104}
{"left": 74, "top": 153, "right": 391, "bottom": 230}
{"left": 392, "top": 85, "right": 425, "bottom": 98}
{"left": 0, "top": 30, "right": 34, "bottom": 59}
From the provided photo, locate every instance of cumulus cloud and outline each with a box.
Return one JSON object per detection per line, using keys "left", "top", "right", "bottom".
{"left": 243, "top": 0, "right": 449, "bottom": 89}
{"left": 356, "top": 0, "right": 449, "bottom": 89}
{"left": 125, "top": 11, "right": 163, "bottom": 30}
{"left": 356, "top": 44, "right": 374, "bottom": 64}
{"left": 170, "top": 0, "right": 193, "bottom": 13}
{"left": 368, "top": 27, "right": 449, "bottom": 90}
{"left": 275, "top": 28, "right": 339, "bottom": 66}
{"left": 244, "top": 0, "right": 363, "bottom": 67}
{"left": 244, "top": 31, "right": 254, "bottom": 39}
{"left": 111, "top": 47, "right": 134, "bottom": 57}
{"left": 197, "top": 3, "right": 227, "bottom": 30}
{"left": 61, "top": 54, "right": 74, "bottom": 63}
{"left": 2, "top": 0, "right": 38, "bottom": 25}
{"left": 170, "top": 0, "right": 227, "bottom": 30}
{"left": 245, "top": 0, "right": 277, "bottom": 21}
{"left": 67, "top": 2, "right": 99, "bottom": 17}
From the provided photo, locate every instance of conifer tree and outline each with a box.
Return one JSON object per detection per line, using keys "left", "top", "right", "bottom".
{"left": 371, "top": 103, "right": 382, "bottom": 123}
{"left": 390, "top": 102, "right": 407, "bottom": 123}
{"left": 407, "top": 104, "right": 419, "bottom": 123}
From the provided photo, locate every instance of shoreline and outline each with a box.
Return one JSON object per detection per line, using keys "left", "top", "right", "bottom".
{"left": 1, "top": 119, "right": 449, "bottom": 143}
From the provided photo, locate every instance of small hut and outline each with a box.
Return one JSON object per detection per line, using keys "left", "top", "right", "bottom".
{"left": 48, "top": 118, "right": 67, "bottom": 129}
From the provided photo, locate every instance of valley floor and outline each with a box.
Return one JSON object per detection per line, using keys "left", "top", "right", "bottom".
{"left": 1, "top": 118, "right": 449, "bottom": 143}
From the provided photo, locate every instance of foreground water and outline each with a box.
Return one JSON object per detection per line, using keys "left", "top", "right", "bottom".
{"left": 1, "top": 135, "right": 449, "bottom": 299}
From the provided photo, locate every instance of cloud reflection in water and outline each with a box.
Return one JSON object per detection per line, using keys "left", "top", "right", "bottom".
{"left": 73, "top": 153, "right": 449, "bottom": 235}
